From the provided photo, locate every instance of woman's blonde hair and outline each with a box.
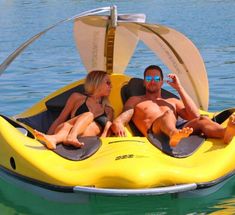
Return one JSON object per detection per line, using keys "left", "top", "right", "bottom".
{"left": 84, "top": 70, "right": 111, "bottom": 107}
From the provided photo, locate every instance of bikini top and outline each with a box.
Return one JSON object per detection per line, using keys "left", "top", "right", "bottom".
{"left": 74, "top": 96, "right": 108, "bottom": 129}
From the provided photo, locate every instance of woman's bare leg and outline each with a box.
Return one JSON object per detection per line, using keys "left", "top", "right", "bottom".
{"left": 82, "top": 122, "right": 101, "bottom": 136}
{"left": 152, "top": 110, "right": 193, "bottom": 147}
{"left": 65, "top": 112, "right": 94, "bottom": 145}
{"left": 34, "top": 122, "right": 73, "bottom": 149}
{"left": 34, "top": 113, "right": 92, "bottom": 149}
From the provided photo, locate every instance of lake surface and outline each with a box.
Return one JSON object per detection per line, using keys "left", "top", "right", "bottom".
{"left": 0, "top": 0, "right": 235, "bottom": 214}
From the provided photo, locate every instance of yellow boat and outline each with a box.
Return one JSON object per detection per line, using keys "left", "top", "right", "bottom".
{"left": 0, "top": 6, "right": 235, "bottom": 200}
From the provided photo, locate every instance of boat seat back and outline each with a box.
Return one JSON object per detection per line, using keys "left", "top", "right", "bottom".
{"left": 17, "top": 110, "right": 59, "bottom": 133}
{"left": 121, "top": 77, "right": 178, "bottom": 136}
{"left": 46, "top": 84, "right": 85, "bottom": 111}
{"left": 17, "top": 84, "right": 85, "bottom": 133}
{"left": 121, "top": 77, "right": 178, "bottom": 103}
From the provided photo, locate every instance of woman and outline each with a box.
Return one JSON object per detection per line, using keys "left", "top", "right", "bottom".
{"left": 34, "top": 70, "right": 113, "bottom": 149}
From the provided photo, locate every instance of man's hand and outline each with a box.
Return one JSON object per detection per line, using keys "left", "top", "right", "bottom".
{"left": 111, "top": 121, "right": 126, "bottom": 137}
{"left": 166, "top": 73, "right": 200, "bottom": 119}
{"left": 166, "top": 74, "right": 182, "bottom": 91}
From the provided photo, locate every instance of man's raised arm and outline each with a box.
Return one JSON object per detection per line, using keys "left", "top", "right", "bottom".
{"left": 167, "top": 74, "right": 200, "bottom": 120}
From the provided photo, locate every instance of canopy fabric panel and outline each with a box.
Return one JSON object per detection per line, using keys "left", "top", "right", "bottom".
{"left": 74, "top": 16, "right": 139, "bottom": 74}
{"left": 135, "top": 23, "right": 209, "bottom": 110}
{"left": 74, "top": 16, "right": 107, "bottom": 72}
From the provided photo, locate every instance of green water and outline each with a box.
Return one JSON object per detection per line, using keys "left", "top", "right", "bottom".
{"left": 1, "top": 176, "right": 235, "bottom": 214}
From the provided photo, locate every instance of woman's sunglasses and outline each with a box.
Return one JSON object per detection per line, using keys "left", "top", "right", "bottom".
{"left": 145, "top": 75, "right": 161, "bottom": 82}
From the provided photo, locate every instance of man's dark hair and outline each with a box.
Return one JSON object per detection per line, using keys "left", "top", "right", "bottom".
{"left": 144, "top": 65, "right": 164, "bottom": 80}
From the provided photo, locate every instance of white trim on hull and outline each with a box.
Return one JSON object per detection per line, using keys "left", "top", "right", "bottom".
{"left": 73, "top": 184, "right": 197, "bottom": 196}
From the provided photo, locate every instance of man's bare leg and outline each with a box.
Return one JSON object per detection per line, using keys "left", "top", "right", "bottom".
{"left": 184, "top": 116, "right": 228, "bottom": 141}
{"left": 152, "top": 110, "right": 193, "bottom": 147}
{"left": 224, "top": 114, "right": 235, "bottom": 144}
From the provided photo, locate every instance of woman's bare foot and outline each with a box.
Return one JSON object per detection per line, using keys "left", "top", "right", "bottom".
{"left": 224, "top": 114, "right": 235, "bottom": 144}
{"left": 34, "top": 130, "right": 57, "bottom": 150}
{"left": 64, "top": 135, "right": 84, "bottom": 148}
{"left": 169, "top": 127, "right": 193, "bottom": 147}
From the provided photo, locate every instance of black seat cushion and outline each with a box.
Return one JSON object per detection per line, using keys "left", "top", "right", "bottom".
{"left": 212, "top": 108, "right": 235, "bottom": 124}
{"left": 51, "top": 136, "right": 101, "bottom": 161}
{"left": 17, "top": 110, "right": 60, "bottom": 134}
{"left": 147, "top": 131, "right": 205, "bottom": 158}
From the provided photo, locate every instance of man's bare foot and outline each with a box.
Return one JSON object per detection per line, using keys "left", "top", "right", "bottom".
{"left": 169, "top": 127, "right": 193, "bottom": 147}
{"left": 224, "top": 114, "right": 235, "bottom": 144}
{"left": 34, "top": 130, "right": 57, "bottom": 150}
{"left": 64, "top": 136, "right": 84, "bottom": 148}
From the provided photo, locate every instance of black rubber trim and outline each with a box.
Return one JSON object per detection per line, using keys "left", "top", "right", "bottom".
{"left": 196, "top": 170, "right": 235, "bottom": 189}
{"left": 0, "top": 114, "right": 33, "bottom": 138}
{"left": 212, "top": 108, "right": 235, "bottom": 124}
{"left": 0, "top": 165, "right": 74, "bottom": 193}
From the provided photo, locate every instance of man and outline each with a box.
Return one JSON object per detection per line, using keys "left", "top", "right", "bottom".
{"left": 111, "top": 65, "right": 235, "bottom": 147}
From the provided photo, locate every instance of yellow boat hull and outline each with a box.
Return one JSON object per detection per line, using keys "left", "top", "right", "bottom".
{"left": 0, "top": 74, "right": 235, "bottom": 195}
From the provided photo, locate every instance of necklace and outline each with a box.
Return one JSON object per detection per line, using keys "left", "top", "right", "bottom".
{"left": 97, "top": 99, "right": 102, "bottom": 104}
{"left": 91, "top": 96, "right": 102, "bottom": 104}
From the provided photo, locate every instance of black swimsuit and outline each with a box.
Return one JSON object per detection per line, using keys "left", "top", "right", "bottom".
{"left": 75, "top": 96, "right": 108, "bottom": 129}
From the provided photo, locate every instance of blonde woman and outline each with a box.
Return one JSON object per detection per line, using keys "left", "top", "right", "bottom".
{"left": 34, "top": 70, "right": 113, "bottom": 149}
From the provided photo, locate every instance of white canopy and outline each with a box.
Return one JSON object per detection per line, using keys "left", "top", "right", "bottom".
{"left": 74, "top": 15, "right": 209, "bottom": 110}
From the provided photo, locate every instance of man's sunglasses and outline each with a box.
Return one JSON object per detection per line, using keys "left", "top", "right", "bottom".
{"left": 145, "top": 75, "right": 161, "bottom": 82}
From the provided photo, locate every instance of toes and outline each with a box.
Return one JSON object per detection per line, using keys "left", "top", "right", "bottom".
{"left": 46, "top": 142, "right": 56, "bottom": 150}
{"left": 76, "top": 142, "right": 84, "bottom": 147}
{"left": 36, "top": 132, "right": 44, "bottom": 138}
{"left": 232, "top": 116, "right": 235, "bottom": 124}
{"left": 72, "top": 141, "right": 84, "bottom": 148}
{"left": 188, "top": 127, "right": 193, "bottom": 134}
{"left": 180, "top": 127, "right": 193, "bottom": 136}
{"left": 34, "top": 129, "right": 44, "bottom": 138}
{"left": 229, "top": 114, "right": 235, "bottom": 124}
{"left": 65, "top": 139, "right": 84, "bottom": 148}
